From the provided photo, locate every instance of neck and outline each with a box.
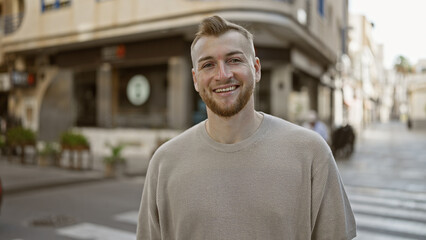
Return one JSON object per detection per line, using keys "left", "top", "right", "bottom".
{"left": 205, "top": 101, "right": 263, "bottom": 144}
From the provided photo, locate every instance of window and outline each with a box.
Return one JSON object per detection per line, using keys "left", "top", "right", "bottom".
{"left": 318, "top": 0, "right": 325, "bottom": 17}
{"left": 41, "top": 0, "right": 71, "bottom": 12}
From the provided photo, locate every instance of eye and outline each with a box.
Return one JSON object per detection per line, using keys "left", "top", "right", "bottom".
{"left": 228, "top": 58, "right": 242, "bottom": 63}
{"left": 201, "top": 62, "right": 214, "bottom": 69}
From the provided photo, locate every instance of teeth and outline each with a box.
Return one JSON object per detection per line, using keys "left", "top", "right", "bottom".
{"left": 215, "top": 86, "right": 236, "bottom": 93}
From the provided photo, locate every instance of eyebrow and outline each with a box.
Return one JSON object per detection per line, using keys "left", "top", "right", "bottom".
{"left": 197, "top": 51, "right": 245, "bottom": 64}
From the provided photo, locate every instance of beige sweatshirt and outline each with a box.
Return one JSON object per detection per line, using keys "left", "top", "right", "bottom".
{"left": 137, "top": 113, "right": 356, "bottom": 240}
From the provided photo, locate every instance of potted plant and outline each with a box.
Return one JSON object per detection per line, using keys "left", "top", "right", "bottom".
{"left": 37, "top": 141, "right": 60, "bottom": 166}
{"left": 103, "top": 142, "right": 126, "bottom": 177}
{"left": 60, "top": 131, "right": 89, "bottom": 150}
{"left": 5, "top": 127, "right": 37, "bottom": 164}
{"left": 60, "top": 131, "right": 91, "bottom": 169}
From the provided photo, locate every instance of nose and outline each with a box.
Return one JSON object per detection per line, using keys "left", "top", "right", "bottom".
{"left": 216, "top": 61, "right": 232, "bottom": 81}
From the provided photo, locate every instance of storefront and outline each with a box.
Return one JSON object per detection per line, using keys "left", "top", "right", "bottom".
{"left": 35, "top": 35, "right": 194, "bottom": 140}
{"left": 4, "top": 33, "right": 332, "bottom": 143}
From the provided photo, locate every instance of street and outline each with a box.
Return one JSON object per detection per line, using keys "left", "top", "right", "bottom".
{"left": 338, "top": 121, "right": 426, "bottom": 239}
{"left": 0, "top": 177, "right": 144, "bottom": 240}
{"left": 0, "top": 121, "right": 425, "bottom": 239}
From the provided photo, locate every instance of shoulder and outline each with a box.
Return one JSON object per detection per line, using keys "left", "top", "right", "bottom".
{"left": 265, "top": 114, "right": 323, "bottom": 140}
{"left": 263, "top": 113, "right": 332, "bottom": 155}
{"left": 147, "top": 122, "right": 204, "bottom": 168}
{"left": 160, "top": 122, "right": 203, "bottom": 150}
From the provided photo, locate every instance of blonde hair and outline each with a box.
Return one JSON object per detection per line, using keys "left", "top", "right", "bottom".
{"left": 191, "top": 15, "right": 254, "bottom": 51}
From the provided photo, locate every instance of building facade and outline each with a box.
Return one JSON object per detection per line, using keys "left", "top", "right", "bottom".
{"left": 406, "top": 60, "right": 426, "bottom": 129}
{"left": 1, "top": 0, "right": 348, "bottom": 166}
{"left": 346, "top": 14, "right": 385, "bottom": 135}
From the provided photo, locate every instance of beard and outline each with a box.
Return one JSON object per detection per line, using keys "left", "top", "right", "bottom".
{"left": 199, "top": 80, "right": 254, "bottom": 118}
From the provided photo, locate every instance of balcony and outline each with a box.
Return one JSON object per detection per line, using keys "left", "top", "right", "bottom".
{"left": 0, "top": 13, "right": 24, "bottom": 36}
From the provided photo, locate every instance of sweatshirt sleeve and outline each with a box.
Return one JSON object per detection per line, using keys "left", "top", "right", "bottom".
{"left": 136, "top": 162, "right": 161, "bottom": 240}
{"left": 311, "top": 153, "right": 357, "bottom": 240}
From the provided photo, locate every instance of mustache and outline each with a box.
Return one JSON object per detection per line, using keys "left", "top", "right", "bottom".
{"left": 217, "top": 79, "right": 239, "bottom": 85}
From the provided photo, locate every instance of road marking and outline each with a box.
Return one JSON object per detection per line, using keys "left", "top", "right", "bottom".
{"left": 351, "top": 202, "right": 426, "bottom": 222}
{"left": 346, "top": 186, "right": 426, "bottom": 202}
{"left": 348, "top": 194, "right": 426, "bottom": 211}
{"left": 355, "top": 213, "right": 426, "bottom": 236}
{"left": 114, "top": 211, "right": 139, "bottom": 225}
{"left": 57, "top": 222, "right": 135, "bottom": 240}
{"left": 355, "top": 230, "right": 417, "bottom": 240}
{"left": 345, "top": 186, "right": 426, "bottom": 238}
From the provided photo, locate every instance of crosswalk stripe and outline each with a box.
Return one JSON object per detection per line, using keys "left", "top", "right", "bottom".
{"left": 114, "top": 211, "right": 139, "bottom": 225}
{"left": 57, "top": 222, "right": 136, "bottom": 240}
{"left": 351, "top": 202, "right": 426, "bottom": 222}
{"left": 355, "top": 230, "right": 417, "bottom": 240}
{"left": 348, "top": 194, "right": 426, "bottom": 211}
{"left": 346, "top": 186, "right": 426, "bottom": 202}
{"left": 355, "top": 213, "right": 426, "bottom": 236}
{"left": 346, "top": 186, "right": 426, "bottom": 237}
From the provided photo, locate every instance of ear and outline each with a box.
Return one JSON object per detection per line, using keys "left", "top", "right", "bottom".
{"left": 192, "top": 68, "right": 199, "bottom": 92}
{"left": 254, "top": 57, "right": 261, "bottom": 83}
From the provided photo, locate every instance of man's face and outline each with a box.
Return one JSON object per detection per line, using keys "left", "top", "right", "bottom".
{"left": 191, "top": 31, "right": 261, "bottom": 118}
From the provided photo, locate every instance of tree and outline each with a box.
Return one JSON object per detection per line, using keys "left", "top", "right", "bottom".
{"left": 394, "top": 55, "right": 413, "bottom": 74}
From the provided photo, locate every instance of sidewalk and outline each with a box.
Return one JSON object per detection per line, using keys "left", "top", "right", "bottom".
{"left": 0, "top": 157, "right": 106, "bottom": 195}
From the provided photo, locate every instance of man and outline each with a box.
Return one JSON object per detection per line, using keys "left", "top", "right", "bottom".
{"left": 303, "top": 110, "right": 330, "bottom": 143}
{"left": 137, "top": 15, "right": 356, "bottom": 240}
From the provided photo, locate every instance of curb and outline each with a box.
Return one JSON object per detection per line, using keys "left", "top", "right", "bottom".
{"left": 3, "top": 176, "right": 107, "bottom": 196}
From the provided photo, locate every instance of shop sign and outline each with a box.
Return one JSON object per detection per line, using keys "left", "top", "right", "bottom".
{"left": 102, "top": 44, "right": 126, "bottom": 61}
{"left": 127, "top": 75, "right": 150, "bottom": 106}
{"left": 0, "top": 73, "right": 11, "bottom": 91}
{"left": 11, "top": 71, "right": 36, "bottom": 88}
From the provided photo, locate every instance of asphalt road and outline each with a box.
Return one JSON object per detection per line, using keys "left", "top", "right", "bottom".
{"left": 0, "top": 177, "right": 144, "bottom": 240}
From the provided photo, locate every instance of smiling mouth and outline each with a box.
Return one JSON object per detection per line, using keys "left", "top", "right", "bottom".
{"left": 214, "top": 86, "right": 237, "bottom": 93}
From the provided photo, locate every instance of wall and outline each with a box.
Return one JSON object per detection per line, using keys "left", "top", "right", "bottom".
{"left": 308, "top": 0, "right": 345, "bottom": 57}
{"left": 38, "top": 69, "right": 75, "bottom": 141}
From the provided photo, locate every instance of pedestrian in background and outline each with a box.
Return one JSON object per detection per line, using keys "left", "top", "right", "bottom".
{"left": 303, "top": 110, "right": 330, "bottom": 143}
{"left": 137, "top": 15, "right": 356, "bottom": 240}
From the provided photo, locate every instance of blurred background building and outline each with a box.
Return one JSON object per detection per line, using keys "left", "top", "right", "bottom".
{"left": 0, "top": 0, "right": 350, "bottom": 168}
{"left": 5, "top": 0, "right": 417, "bottom": 171}
{"left": 346, "top": 13, "right": 386, "bottom": 136}
{"left": 406, "top": 60, "right": 426, "bottom": 129}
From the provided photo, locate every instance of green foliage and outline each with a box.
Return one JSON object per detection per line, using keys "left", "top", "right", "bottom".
{"left": 394, "top": 55, "right": 414, "bottom": 74}
{"left": 60, "top": 131, "right": 89, "bottom": 148}
{"left": 0, "top": 136, "right": 5, "bottom": 148}
{"left": 103, "top": 142, "right": 126, "bottom": 165}
{"left": 6, "top": 127, "right": 36, "bottom": 145}
{"left": 38, "top": 141, "right": 60, "bottom": 156}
